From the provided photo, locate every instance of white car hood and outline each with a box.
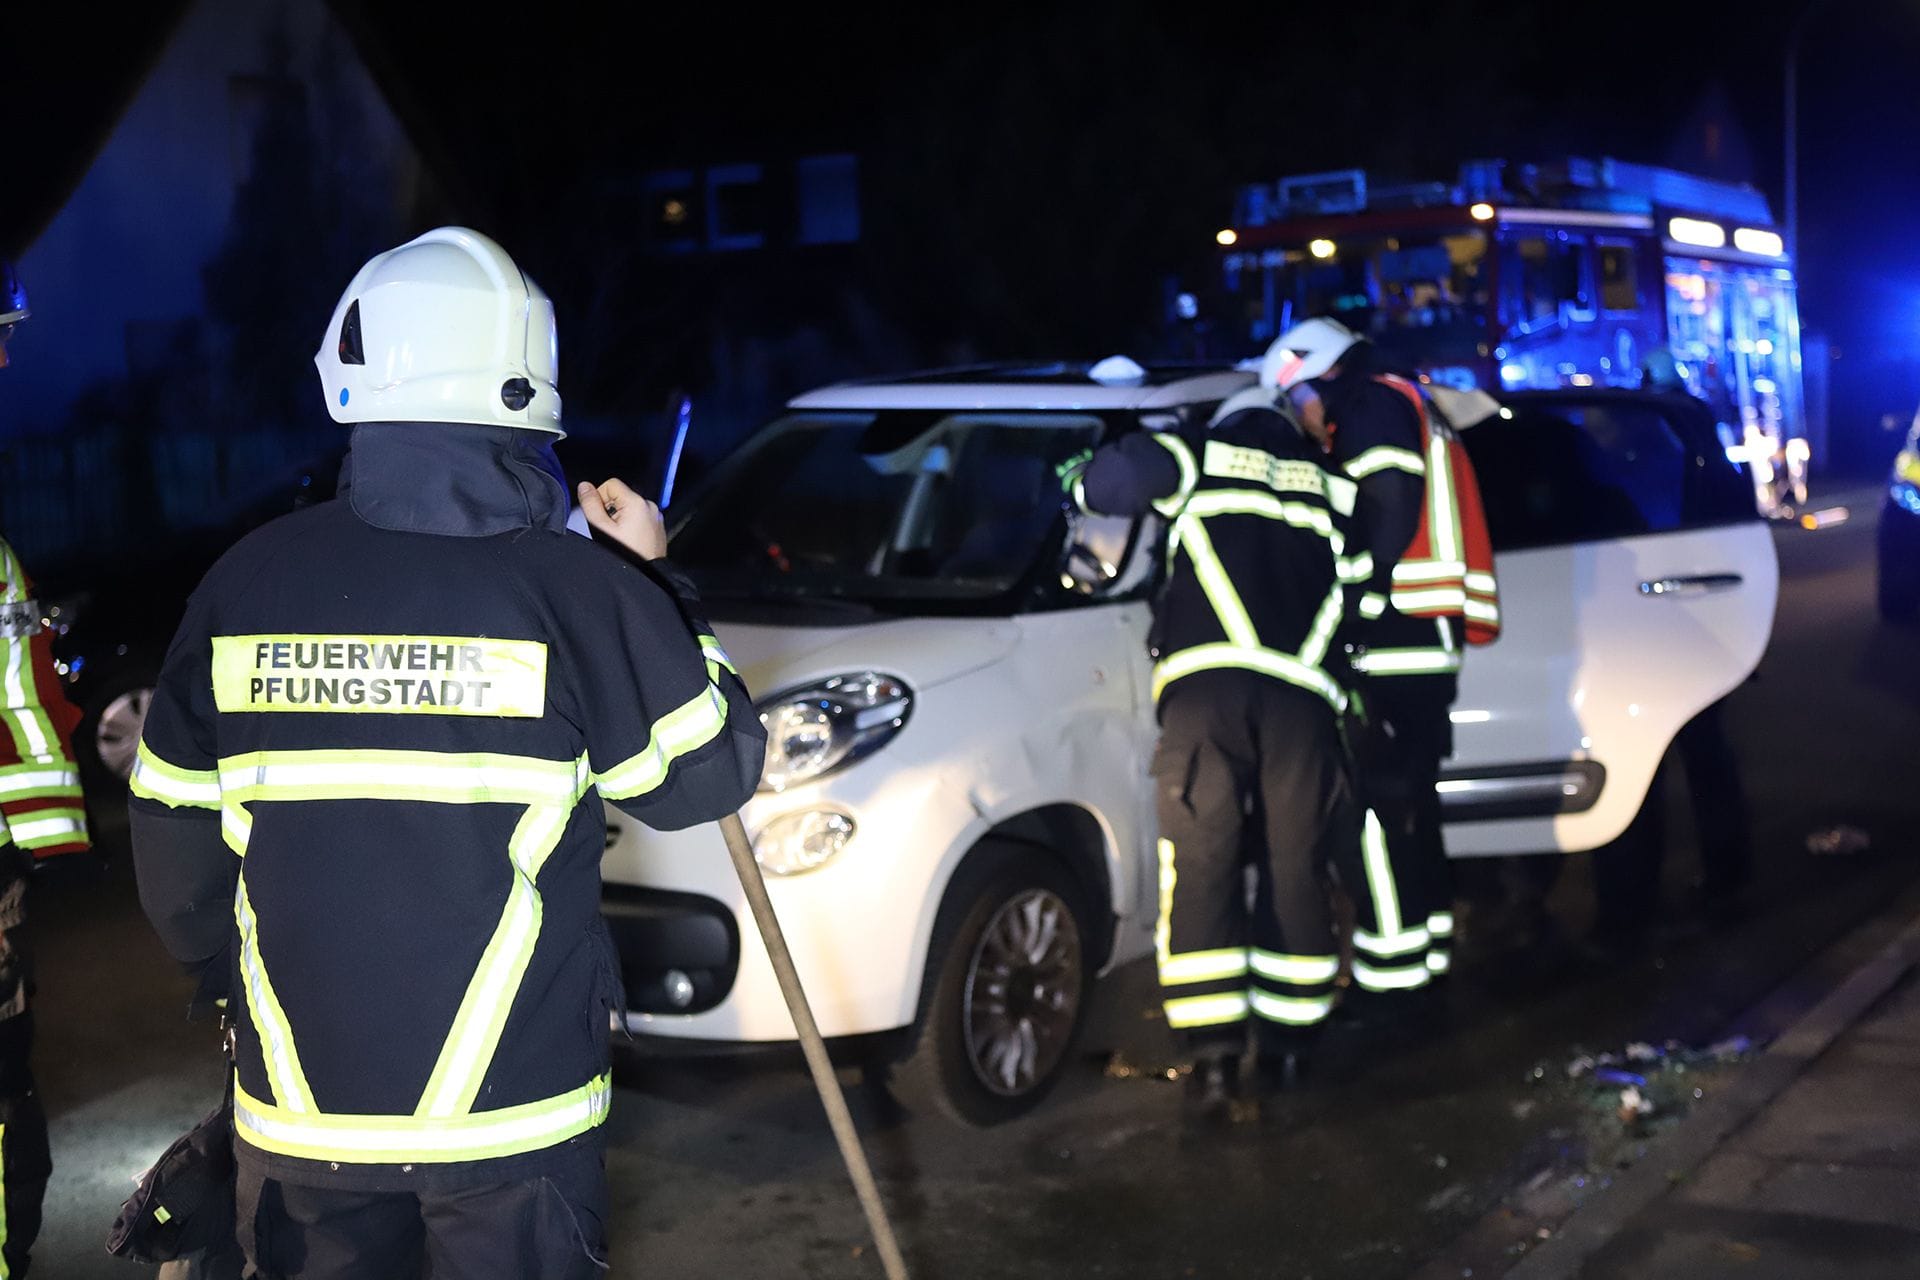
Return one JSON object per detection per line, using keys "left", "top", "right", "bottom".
{"left": 712, "top": 615, "right": 1022, "bottom": 700}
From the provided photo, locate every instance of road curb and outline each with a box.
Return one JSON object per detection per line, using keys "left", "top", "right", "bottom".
{"left": 1410, "top": 886, "right": 1920, "bottom": 1280}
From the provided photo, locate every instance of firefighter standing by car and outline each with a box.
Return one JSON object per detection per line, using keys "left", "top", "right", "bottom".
{"left": 1262, "top": 318, "right": 1501, "bottom": 1021}
{"left": 0, "top": 258, "right": 94, "bottom": 1277}
{"left": 1062, "top": 373, "right": 1374, "bottom": 1119}
{"left": 128, "top": 227, "right": 767, "bottom": 1277}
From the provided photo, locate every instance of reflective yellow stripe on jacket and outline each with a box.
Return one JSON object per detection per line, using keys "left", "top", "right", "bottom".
{"left": 134, "top": 740, "right": 628, "bottom": 1165}
{"left": 1153, "top": 472, "right": 1350, "bottom": 710}
{"left": 236, "top": 1073, "right": 613, "bottom": 1165}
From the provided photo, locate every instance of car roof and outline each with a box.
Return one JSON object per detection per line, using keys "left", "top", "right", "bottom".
{"left": 789, "top": 362, "right": 1255, "bottom": 412}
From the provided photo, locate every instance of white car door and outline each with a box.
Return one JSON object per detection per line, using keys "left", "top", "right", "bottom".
{"left": 1444, "top": 393, "right": 1779, "bottom": 856}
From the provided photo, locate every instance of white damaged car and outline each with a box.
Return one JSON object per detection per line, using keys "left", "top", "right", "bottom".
{"left": 597, "top": 365, "right": 1777, "bottom": 1122}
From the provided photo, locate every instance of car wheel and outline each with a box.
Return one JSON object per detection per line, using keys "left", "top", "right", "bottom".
{"left": 888, "top": 850, "right": 1090, "bottom": 1126}
{"left": 78, "top": 667, "right": 158, "bottom": 790}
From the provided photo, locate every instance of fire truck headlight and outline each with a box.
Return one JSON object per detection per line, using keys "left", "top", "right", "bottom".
{"left": 757, "top": 673, "right": 913, "bottom": 793}
{"left": 754, "top": 810, "right": 857, "bottom": 876}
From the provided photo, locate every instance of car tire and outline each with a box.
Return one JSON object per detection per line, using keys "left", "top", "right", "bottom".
{"left": 75, "top": 665, "right": 159, "bottom": 792}
{"left": 887, "top": 847, "right": 1091, "bottom": 1126}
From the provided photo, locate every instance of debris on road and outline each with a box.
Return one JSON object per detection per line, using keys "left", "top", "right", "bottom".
{"left": 1595, "top": 1068, "right": 1648, "bottom": 1089}
{"left": 1101, "top": 1052, "right": 1182, "bottom": 1083}
{"left": 1534, "top": 1034, "right": 1761, "bottom": 1150}
{"left": 1705, "top": 1035, "right": 1754, "bottom": 1061}
{"left": 1807, "top": 825, "right": 1872, "bottom": 856}
{"left": 1616, "top": 1086, "right": 1655, "bottom": 1127}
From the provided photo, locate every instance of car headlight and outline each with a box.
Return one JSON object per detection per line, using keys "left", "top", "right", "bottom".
{"left": 754, "top": 809, "right": 857, "bottom": 876}
{"left": 757, "top": 672, "right": 912, "bottom": 793}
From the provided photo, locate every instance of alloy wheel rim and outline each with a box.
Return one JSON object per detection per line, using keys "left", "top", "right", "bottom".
{"left": 961, "top": 888, "right": 1083, "bottom": 1098}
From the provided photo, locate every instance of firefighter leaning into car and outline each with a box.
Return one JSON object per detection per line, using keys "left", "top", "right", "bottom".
{"left": 1262, "top": 318, "right": 1501, "bottom": 1021}
{"left": 1, "top": 258, "right": 94, "bottom": 1278}
{"left": 128, "top": 228, "right": 767, "bottom": 1278}
{"left": 1061, "top": 378, "right": 1374, "bottom": 1119}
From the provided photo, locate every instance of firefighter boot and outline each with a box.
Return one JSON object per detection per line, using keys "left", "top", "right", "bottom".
{"left": 1254, "top": 1026, "right": 1319, "bottom": 1094}
{"left": 1183, "top": 1054, "right": 1241, "bottom": 1127}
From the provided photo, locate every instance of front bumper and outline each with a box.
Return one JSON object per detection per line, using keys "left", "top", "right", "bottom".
{"left": 598, "top": 766, "right": 971, "bottom": 1042}
{"left": 600, "top": 884, "right": 738, "bottom": 1015}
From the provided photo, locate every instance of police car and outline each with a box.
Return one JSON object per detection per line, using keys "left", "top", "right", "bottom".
{"left": 1879, "top": 405, "right": 1920, "bottom": 622}
{"left": 598, "top": 364, "right": 1778, "bottom": 1123}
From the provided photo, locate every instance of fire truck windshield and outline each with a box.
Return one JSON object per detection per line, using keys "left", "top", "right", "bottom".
{"left": 1230, "top": 230, "right": 1490, "bottom": 372}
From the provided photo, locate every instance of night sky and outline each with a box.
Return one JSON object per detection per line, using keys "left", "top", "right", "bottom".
{"left": 13, "top": 1, "right": 1920, "bottom": 456}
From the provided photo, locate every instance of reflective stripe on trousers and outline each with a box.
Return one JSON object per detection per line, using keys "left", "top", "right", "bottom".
{"left": 1425, "top": 911, "right": 1455, "bottom": 975}
{"left": 1158, "top": 837, "right": 1254, "bottom": 1030}
{"left": 1352, "top": 809, "right": 1431, "bottom": 993}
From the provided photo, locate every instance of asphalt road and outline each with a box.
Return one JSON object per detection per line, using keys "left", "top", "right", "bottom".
{"left": 29, "top": 485, "right": 1919, "bottom": 1279}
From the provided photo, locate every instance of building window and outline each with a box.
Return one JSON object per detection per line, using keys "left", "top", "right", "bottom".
{"left": 644, "top": 171, "right": 700, "bottom": 254}
{"left": 706, "top": 164, "right": 766, "bottom": 251}
{"left": 795, "top": 155, "right": 861, "bottom": 245}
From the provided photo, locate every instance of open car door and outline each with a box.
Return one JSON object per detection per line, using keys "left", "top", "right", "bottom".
{"left": 1443, "top": 390, "right": 1778, "bottom": 855}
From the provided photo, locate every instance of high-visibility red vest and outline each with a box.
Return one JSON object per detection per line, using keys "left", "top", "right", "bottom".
{"left": 1, "top": 537, "right": 90, "bottom": 859}
{"left": 1374, "top": 376, "right": 1501, "bottom": 645}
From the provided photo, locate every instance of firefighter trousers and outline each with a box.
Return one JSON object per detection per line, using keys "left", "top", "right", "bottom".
{"left": 1591, "top": 698, "right": 1753, "bottom": 939}
{"left": 1152, "top": 671, "right": 1358, "bottom": 1056}
{"left": 0, "top": 842, "right": 50, "bottom": 1280}
{"left": 1352, "top": 679, "right": 1455, "bottom": 990}
{"left": 235, "top": 1141, "right": 608, "bottom": 1279}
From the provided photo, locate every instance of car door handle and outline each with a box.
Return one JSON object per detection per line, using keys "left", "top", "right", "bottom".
{"left": 1638, "top": 573, "right": 1744, "bottom": 597}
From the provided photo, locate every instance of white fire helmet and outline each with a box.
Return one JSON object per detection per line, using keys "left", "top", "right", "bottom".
{"left": 1260, "top": 317, "right": 1361, "bottom": 392}
{"left": 315, "top": 227, "right": 563, "bottom": 435}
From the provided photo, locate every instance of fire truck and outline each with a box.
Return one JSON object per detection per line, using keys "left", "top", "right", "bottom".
{"left": 1194, "top": 157, "right": 1809, "bottom": 515}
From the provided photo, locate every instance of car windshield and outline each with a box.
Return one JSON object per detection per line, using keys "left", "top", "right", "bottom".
{"left": 670, "top": 410, "right": 1107, "bottom": 608}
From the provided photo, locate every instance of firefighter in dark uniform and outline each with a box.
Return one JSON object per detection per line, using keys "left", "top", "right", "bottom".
{"left": 0, "top": 259, "right": 95, "bottom": 1278}
{"left": 129, "top": 228, "right": 767, "bottom": 1277}
{"left": 1063, "top": 380, "right": 1373, "bottom": 1117}
{"left": 1264, "top": 318, "right": 1501, "bottom": 1019}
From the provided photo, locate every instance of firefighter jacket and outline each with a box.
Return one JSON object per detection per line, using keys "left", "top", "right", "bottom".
{"left": 129, "top": 424, "right": 767, "bottom": 1188}
{"left": 1324, "top": 374, "right": 1501, "bottom": 681}
{"left": 0, "top": 535, "right": 90, "bottom": 860}
{"left": 1072, "top": 402, "right": 1365, "bottom": 711}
